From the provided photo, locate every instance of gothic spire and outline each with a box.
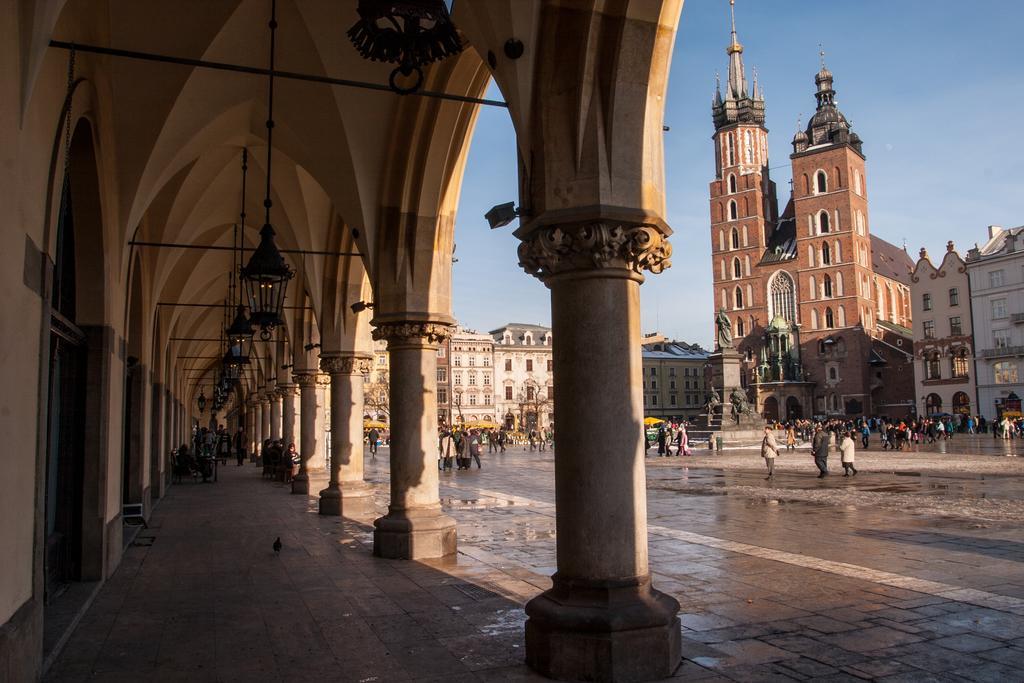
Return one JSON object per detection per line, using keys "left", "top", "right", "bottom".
{"left": 725, "top": 0, "right": 746, "bottom": 100}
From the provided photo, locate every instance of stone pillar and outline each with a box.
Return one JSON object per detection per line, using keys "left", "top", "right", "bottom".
{"left": 291, "top": 373, "right": 318, "bottom": 494}
{"left": 370, "top": 322, "right": 455, "bottom": 559}
{"left": 269, "top": 389, "right": 282, "bottom": 441}
{"left": 517, "top": 220, "right": 680, "bottom": 680}
{"left": 281, "top": 384, "right": 297, "bottom": 447}
{"left": 316, "top": 355, "right": 373, "bottom": 514}
{"left": 260, "top": 395, "right": 271, "bottom": 447}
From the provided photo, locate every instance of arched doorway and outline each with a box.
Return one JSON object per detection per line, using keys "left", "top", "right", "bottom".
{"left": 926, "top": 393, "right": 942, "bottom": 415}
{"left": 786, "top": 396, "right": 803, "bottom": 420}
{"left": 504, "top": 412, "right": 515, "bottom": 430}
{"left": 763, "top": 396, "right": 779, "bottom": 421}
{"left": 952, "top": 392, "right": 971, "bottom": 415}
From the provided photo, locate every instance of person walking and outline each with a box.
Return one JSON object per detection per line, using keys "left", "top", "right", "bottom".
{"left": 233, "top": 426, "right": 247, "bottom": 466}
{"left": 785, "top": 424, "right": 797, "bottom": 451}
{"left": 367, "top": 427, "right": 380, "bottom": 459}
{"left": 469, "top": 429, "right": 483, "bottom": 469}
{"left": 761, "top": 426, "right": 779, "bottom": 480}
{"left": 438, "top": 429, "right": 455, "bottom": 471}
{"left": 840, "top": 430, "right": 858, "bottom": 476}
{"left": 860, "top": 422, "right": 870, "bottom": 449}
{"left": 811, "top": 424, "right": 830, "bottom": 478}
{"left": 656, "top": 426, "right": 667, "bottom": 457}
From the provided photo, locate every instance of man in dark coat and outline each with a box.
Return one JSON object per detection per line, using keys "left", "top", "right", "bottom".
{"left": 811, "top": 424, "right": 830, "bottom": 478}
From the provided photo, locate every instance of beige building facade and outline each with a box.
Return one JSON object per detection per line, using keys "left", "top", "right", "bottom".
{"left": 491, "top": 324, "right": 554, "bottom": 431}
{"left": 449, "top": 329, "right": 496, "bottom": 424}
{"left": 641, "top": 334, "right": 711, "bottom": 419}
{"left": 910, "top": 242, "right": 975, "bottom": 417}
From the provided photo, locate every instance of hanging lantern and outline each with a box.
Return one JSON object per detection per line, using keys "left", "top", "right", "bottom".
{"left": 241, "top": 224, "right": 293, "bottom": 338}
{"left": 224, "top": 303, "right": 254, "bottom": 368}
{"left": 348, "top": 0, "right": 464, "bottom": 94}
{"left": 197, "top": 390, "right": 207, "bottom": 414}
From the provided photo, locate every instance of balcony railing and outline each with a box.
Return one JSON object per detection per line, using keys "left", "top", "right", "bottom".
{"left": 979, "top": 345, "right": 1024, "bottom": 359}
{"left": 1011, "top": 312, "right": 1024, "bottom": 324}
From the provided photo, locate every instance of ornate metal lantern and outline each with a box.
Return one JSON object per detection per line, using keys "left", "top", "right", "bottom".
{"left": 348, "top": 0, "right": 464, "bottom": 93}
{"left": 197, "top": 390, "right": 207, "bottom": 414}
{"left": 224, "top": 303, "right": 254, "bottom": 371}
{"left": 241, "top": 225, "right": 292, "bottom": 337}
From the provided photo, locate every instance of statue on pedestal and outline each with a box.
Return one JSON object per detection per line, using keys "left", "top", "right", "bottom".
{"left": 729, "top": 387, "right": 752, "bottom": 423}
{"left": 704, "top": 387, "right": 721, "bottom": 421}
{"left": 715, "top": 308, "right": 733, "bottom": 350}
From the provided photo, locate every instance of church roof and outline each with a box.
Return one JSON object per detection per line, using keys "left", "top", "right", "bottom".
{"left": 870, "top": 235, "right": 914, "bottom": 285}
{"left": 759, "top": 200, "right": 796, "bottom": 265}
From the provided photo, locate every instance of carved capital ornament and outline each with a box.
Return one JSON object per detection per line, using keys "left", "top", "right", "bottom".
{"left": 319, "top": 355, "right": 374, "bottom": 375}
{"left": 371, "top": 321, "right": 452, "bottom": 345}
{"left": 518, "top": 221, "right": 672, "bottom": 282}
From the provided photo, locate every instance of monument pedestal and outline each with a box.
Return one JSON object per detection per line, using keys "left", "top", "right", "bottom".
{"left": 696, "top": 347, "right": 765, "bottom": 448}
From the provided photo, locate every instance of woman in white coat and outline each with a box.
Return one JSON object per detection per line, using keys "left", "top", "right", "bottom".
{"left": 761, "top": 426, "right": 779, "bottom": 480}
{"left": 840, "top": 431, "right": 858, "bottom": 476}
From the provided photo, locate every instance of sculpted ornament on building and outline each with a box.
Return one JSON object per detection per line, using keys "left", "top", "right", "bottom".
{"left": 276, "top": 383, "right": 298, "bottom": 397}
{"left": 371, "top": 321, "right": 452, "bottom": 345}
{"left": 518, "top": 221, "right": 672, "bottom": 281}
{"left": 320, "top": 355, "right": 374, "bottom": 375}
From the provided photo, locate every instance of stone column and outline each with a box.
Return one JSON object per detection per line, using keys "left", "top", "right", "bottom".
{"left": 268, "top": 388, "right": 282, "bottom": 441}
{"left": 517, "top": 220, "right": 680, "bottom": 680}
{"left": 370, "top": 322, "right": 455, "bottom": 559}
{"left": 280, "top": 383, "right": 297, "bottom": 447}
{"left": 317, "top": 355, "right": 373, "bottom": 514}
{"left": 291, "top": 373, "right": 318, "bottom": 494}
{"left": 260, "top": 395, "right": 271, "bottom": 446}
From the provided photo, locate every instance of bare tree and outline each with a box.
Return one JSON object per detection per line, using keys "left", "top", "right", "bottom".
{"left": 364, "top": 369, "right": 390, "bottom": 421}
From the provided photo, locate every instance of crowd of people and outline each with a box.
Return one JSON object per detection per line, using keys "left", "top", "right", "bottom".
{"left": 645, "top": 423, "right": 694, "bottom": 457}
{"left": 429, "top": 425, "right": 554, "bottom": 472}
{"left": 767, "top": 413, "right": 1024, "bottom": 450}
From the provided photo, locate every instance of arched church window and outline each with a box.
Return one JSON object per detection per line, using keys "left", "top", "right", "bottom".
{"left": 825, "top": 307, "right": 835, "bottom": 329}
{"left": 838, "top": 305, "right": 846, "bottom": 326}
{"left": 816, "top": 170, "right": 828, "bottom": 193}
{"left": 733, "top": 257, "right": 742, "bottom": 279}
{"left": 822, "top": 242, "right": 831, "bottom": 265}
{"left": 736, "top": 318, "right": 745, "bottom": 336}
{"left": 729, "top": 200, "right": 738, "bottom": 220}
{"left": 719, "top": 259, "right": 726, "bottom": 280}
{"left": 742, "top": 225, "right": 749, "bottom": 247}
{"left": 745, "top": 130, "right": 753, "bottom": 164}
{"left": 734, "top": 286, "right": 744, "bottom": 309}
{"left": 728, "top": 174, "right": 737, "bottom": 194}
{"left": 768, "top": 271, "right": 796, "bottom": 323}
{"left": 731, "top": 227, "right": 739, "bottom": 249}
{"left": 802, "top": 174, "right": 810, "bottom": 195}
{"left": 727, "top": 132, "right": 735, "bottom": 166}
{"left": 811, "top": 309, "right": 819, "bottom": 330}
{"left": 744, "top": 255, "right": 751, "bottom": 276}
{"left": 836, "top": 271, "right": 844, "bottom": 296}
{"left": 718, "top": 230, "right": 725, "bottom": 251}
{"left": 809, "top": 275, "right": 817, "bottom": 300}
{"left": 823, "top": 274, "right": 833, "bottom": 298}
{"left": 854, "top": 170, "right": 863, "bottom": 195}
{"left": 833, "top": 166, "right": 842, "bottom": 188}
{"left": 819, "top": 211, "right": 830, "bottom": 233}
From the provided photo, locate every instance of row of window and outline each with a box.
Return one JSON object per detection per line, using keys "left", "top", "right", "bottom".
{"left": 643, "top": 393, "right": 701, "bottom": 407}
{"left": 922, "top": 316, "right": 964, "bottom": 339}
{"left": 924, "top": 349, "right": 970, "bottom": 381}
{"left": 921, "top": 288, "right": 960, "bottom": 311}
{"left": 995, "top": 361, "right": 1019, "bottom": 385}
{"left": 799, "top": 168, "right": 865, "bottom": 198}
{"left": 645, "top": 366, "right": 700, "bottom": 377}
{"left": 451, "top": 355, "right": 492, "bottom": 367}
{"left": 643, "top": 380, "right": 701, "bottom": 391}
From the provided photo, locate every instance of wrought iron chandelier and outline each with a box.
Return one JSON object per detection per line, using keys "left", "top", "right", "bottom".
{"left": 347, "top": 0, "right": 464, "bottom": 94}
{"left": 241, "top": 0, "right": 294, "bottom": 340}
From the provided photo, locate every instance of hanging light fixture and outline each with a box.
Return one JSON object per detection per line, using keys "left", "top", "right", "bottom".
{"left": 225, "top": 149, "right": 255, "bottom": 369}
{"left": 197, "top": 389, "right": 207, "bottom": 414}
{"left": 241, "top": 0, "right": 293, "bottom": 341}
{"left": 347, "top": 0, "right": 464, "bottom": 94}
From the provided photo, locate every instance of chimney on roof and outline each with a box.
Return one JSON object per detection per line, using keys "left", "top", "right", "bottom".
{"left": 988, "top": 225, "right": 1004, "bottom": 239}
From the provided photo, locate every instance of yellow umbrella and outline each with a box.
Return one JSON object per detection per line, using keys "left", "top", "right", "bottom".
{"left": 643, "top": 417, "right": 664, "bottom": 426}
{"left": 464, "top": 420, "right": 500, "bottom": 429}
{"left": 364, "top": 419, "right": 388, "bottom": 429}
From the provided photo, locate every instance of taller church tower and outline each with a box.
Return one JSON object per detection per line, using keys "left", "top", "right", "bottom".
{"left": 708, "top": 0, "right": 777, "bottom": 361}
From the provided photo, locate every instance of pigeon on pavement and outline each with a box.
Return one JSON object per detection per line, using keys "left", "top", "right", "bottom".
{"left": 273, "top": 537, "right": 282, "bottom": 555}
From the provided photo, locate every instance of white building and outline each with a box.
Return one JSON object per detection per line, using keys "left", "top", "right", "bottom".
{"left": 909, "top": 242, "right": 975, "bottom": 417}
{"left": 965, "top": 226, "right": 1024, "bottom": 421}
{"left": 449, "top": 329, "right": 496, "bottom": 424}
{"left": 491, "top": 323, "right": 554, "bottom": 431}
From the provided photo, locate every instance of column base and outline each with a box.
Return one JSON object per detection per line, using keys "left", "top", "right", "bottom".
{"left": 318, "top": 483, "right": 342, "bottom": 516}
{"left": 290, "top": 472, "right": 310, "bottom": 495}
{"left": 525, "top": 574, "right": 681, "bottom": 683}
{"left": 373, "top": 507, "right": 457, "bottom": 560}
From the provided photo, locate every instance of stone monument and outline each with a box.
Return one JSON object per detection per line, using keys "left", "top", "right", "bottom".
{"left": 696, "top": 308, "right": 764, "bottom": 445}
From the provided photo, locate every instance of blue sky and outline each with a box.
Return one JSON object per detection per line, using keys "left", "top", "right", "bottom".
{"left": 452, "top": 1, "right": 1024, "bottom": 348}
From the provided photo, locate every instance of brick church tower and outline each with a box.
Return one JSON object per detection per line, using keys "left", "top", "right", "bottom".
{"left": 707, "top": 2, "right": 916, "bottom": 420}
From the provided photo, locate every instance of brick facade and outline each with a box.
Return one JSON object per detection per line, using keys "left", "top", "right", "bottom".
{"left": 708, "top": 27, "right": 915, "bottom": 420}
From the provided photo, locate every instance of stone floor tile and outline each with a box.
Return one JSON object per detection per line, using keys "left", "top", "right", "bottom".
{"left": 931, "top": 633, "right": 1006, "bottom": 653}
{"left": 816, "top": 625, "right": 923, "bottom": 653}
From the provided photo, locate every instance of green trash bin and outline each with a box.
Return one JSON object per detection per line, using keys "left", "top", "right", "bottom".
{"left": 715, "top": 436, "right": 723, "bottom": 452}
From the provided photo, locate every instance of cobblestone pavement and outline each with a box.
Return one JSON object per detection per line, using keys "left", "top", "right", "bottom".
{"left": 47, "top": 439, "right": 1024, "bottom": 682}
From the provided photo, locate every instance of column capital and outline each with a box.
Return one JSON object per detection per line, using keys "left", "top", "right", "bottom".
{"left": 371, "top": 320, "right": 452, "bottom": 347}
{"left": 276, "top": 383, "right": 298, "bottom": 398}
{"left": 517, "top": 219, "right": 672, "bottom": 283}
{"left": 319, "top": 353, "right": 373, "bottom": 375}
{"left": 293, "top": 372, "right": 318, "bottom": 388}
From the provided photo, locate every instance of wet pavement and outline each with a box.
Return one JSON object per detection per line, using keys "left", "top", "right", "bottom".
{"left": 47, "top": 439, "right": 1024, "bottom": 681}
